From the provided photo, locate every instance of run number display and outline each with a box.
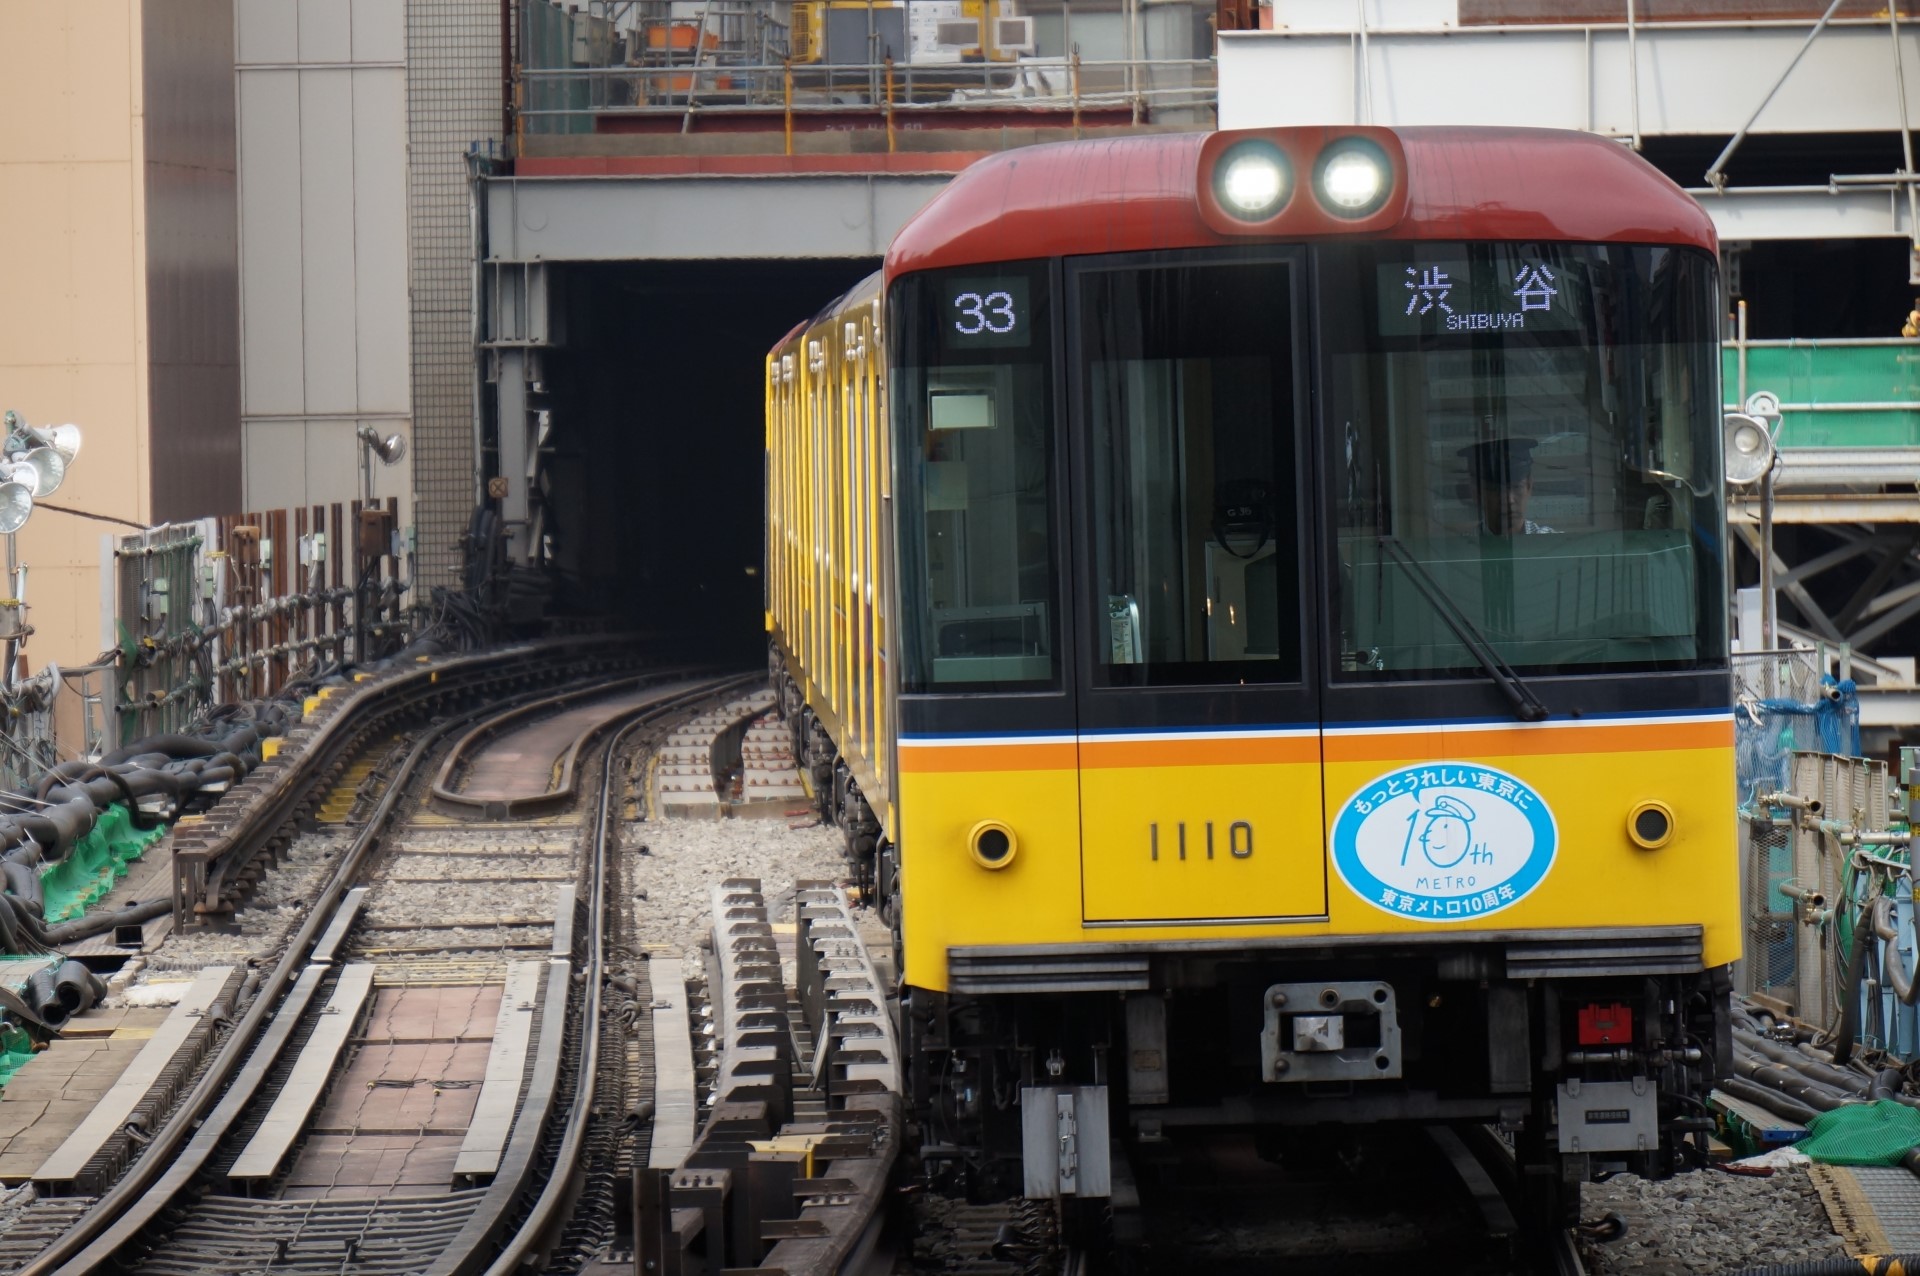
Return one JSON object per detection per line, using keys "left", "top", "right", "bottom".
{"left": 944, "top": 277, "right": 1031, "bottom": 349}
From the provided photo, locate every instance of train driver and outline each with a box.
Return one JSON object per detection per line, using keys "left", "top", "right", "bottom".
{"left": 1463, "top": 437, "right": 1557, "bottom": 536}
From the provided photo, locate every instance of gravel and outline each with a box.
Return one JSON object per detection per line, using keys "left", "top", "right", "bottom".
{"left": 128, "top": 827, "right": 356, "bottom": 977}
{"left": 628, "top": 815, "right": 847, "bottom": 960}
{"left": 1581, "top": 1153, "right": 1849, "bottom": 1275}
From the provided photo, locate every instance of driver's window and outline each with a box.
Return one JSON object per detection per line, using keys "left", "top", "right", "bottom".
{"left": 1078, "top": 260, "right": 1301, "bottom": 687}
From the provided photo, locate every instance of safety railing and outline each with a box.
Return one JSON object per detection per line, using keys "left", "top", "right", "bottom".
{"left": 112, "top": 499, "right": 409, "bottom": 746}
{"left": 1724, "top": 335, "right": 1920, "bottom": 447}
{"left": 515, "top": 57, "right": 1218, "bottom": 142}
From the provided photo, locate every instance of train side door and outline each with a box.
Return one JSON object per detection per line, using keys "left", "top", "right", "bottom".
{"left": 1065, "top": 252, "right": 1327, "bottom": 925}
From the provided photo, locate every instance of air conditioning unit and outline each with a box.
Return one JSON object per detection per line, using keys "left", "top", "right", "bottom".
{"left": 994, "top": 15, "right": 1035, "bottom": 53}
{"left": 936, "top": 19, "right": 983, "bottom": 47}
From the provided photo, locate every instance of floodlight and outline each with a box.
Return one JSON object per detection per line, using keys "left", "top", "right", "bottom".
{"left": 41, "top": 425, "right": 81, "bottom": 463}
{"left": 7, "top": 449, "right": 65, "bottom": 497}
{"left": 1723, "top": 412, "right": 1775, "bottom": 486}
{"left": 0, "top": 482, "right": 35, "bottom": 535}
{"left": 358, "top": 426, "right": 407, "bottom": 465}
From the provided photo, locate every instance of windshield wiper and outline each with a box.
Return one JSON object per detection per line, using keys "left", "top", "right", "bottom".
{"left": 1377, "top": 535, "right": 1549, "bottom": 723}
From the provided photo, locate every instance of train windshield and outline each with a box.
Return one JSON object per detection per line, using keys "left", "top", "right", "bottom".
{"left": 1322, "top": 242, "right": 1727, "bottom": 681}
{"left": 890, "top": 263, "right": 1060, "bottom": 692}
{"left": 1074, "top": 256, "right": 1304, "bottom": 687}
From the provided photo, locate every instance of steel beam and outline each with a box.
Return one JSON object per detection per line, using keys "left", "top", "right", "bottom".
{"left": 1688, "top": 185, "right": 1914, "bottom": 242}
{"left": 1220, "top": 21, "right": 1920, "bottom": 140}
{"left": 1731, "top": 494, "right": 1920, "bottom": 524}
{"left": 1735, "top": 524, "right": 1844, "bottom": 641}
{"left": 483, "top": 174, "right": 951, "bottom": 263}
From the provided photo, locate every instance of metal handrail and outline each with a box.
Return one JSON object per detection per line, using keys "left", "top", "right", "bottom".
{"left": 515, "top": 55, "right": 1217, "bottom": 118}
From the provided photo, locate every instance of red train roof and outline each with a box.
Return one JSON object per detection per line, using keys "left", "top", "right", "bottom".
{"left": 884, "top": 126, "right": 1716, "bottom": 278}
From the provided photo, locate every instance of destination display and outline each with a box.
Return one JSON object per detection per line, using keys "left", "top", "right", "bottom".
{"left": 1378, "top": 249, "right": 1587, "bottom": 338}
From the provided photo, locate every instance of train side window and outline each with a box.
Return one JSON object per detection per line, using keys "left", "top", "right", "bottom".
{"left": 1075, "top": 259, "right": 1302, "bottom": 687}
{"left": 891, "top": 264, "right": 1058, "bottom": 693}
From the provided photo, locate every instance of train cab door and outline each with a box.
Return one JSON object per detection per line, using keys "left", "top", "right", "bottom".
{"left": 1065, "top": 251, "right": 1328, "bottom": 926}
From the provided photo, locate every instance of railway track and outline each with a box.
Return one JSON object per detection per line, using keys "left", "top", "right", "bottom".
{"left": 909, "top": 1122, "right": 1591, "bottom": 1275}
{"left": 9, "top": 634, "right": 1626, "bottom": 1276}
{"left": 0, "top": 649, "right": 760, "bottom": 1275}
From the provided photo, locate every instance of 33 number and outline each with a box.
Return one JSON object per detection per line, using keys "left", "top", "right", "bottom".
{"left": 953, "top": 290, "right": 1017, "bottom": 336}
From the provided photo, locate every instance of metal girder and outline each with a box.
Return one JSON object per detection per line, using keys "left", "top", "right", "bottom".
{"left": 483, "top": 174, "right": 951, "bottom": 263}
{"left": 1739, "top": 518, "right": 1920, "bottom": 655}
{"left": 1773, "top": 534, "right": 1892, "bottom": 588}
{"left": 1731, "top": 494, "right": 1920, "bottom": 524}
{"left": 1850, "top": 591, "right": 1920, "bottom": 650}
{"left": 1735, "top": 523, "right": 1844, "bottom": 641}
{"left": 1861, "top": 686, "right": 1920, "bottom": 727}
{"left": 1773, "top": 448, "right": 1920, "bottom": 489}
{"left": 1835, "top": 531, "right": 1920, "bottom": 633}
{"left": 1219, "top": 21, "right": 1920, "bottom": 140}
{"left": 1686, "top": 184, "right": 1915, "bottom": 242}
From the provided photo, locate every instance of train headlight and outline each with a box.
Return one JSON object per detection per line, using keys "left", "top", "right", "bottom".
{"left": 1627, "top": 801, "right": 1674, "bottom": 850}
{"left": 1212, "top": 140, "right": 1292, "bottom": 222}
{"left": 1313, "top": 138, "right": 1393, "bottom": 218}
{"left": 967, "top": 819, "right": 1019, "bottom": 870}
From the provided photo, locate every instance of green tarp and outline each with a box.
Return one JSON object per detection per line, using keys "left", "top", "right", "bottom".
{"left": 1796, "top": 1100, "right": 1920, "bottom": 1167}
{"left": 36, "top": 803, "right": 167, "bottom": 924}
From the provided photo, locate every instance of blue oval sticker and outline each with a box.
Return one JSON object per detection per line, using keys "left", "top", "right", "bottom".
{"left": 1331, "top": 762, "right": 1557, "bottom": 922}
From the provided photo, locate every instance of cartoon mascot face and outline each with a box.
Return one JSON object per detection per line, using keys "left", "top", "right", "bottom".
{"left": 1417, "top": 795, "right": 1475, "bottom": 869}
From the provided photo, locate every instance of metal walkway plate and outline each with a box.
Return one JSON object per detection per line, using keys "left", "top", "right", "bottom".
{"left": 453, "top": 962, "right": 544, "bottom": 1178}
{"left": 1814, "top": 1163, "right": 1920, "bottom": 1252}
{"left": 648, "top": 958, "right": 697, "bottom": 1170}
{"left": 33, "top": 965, "right": 233, "bottom": 1186}
{"left": 228, "top": 963, "right": 376, "bottom": 1179}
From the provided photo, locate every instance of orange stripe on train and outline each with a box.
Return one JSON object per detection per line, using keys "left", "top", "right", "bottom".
{"left": 898, "top": 742, "right": 1078, "bottom": 773}
{"left": 1322, "top": 718, "right": 1732, "bottom": 763}
{"left": 899, "top": 719, "right": 1732, "bottom": 773}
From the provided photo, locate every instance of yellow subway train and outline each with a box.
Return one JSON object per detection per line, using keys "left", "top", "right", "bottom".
{"left": 765, "top": 125, "right": 1738, "bottom": 1227}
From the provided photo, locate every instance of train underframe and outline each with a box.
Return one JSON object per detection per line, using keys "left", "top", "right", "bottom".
{"left": 900, "top": 955, "right": 1731, "bottom": 1227}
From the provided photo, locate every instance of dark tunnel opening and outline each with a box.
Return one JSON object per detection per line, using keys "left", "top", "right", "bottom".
{"left": 538, "top": 258, "right": 878, "bottom": 665}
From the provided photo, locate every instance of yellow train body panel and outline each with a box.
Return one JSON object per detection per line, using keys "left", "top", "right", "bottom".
{"left": 766, "top": 276, "right": 895, "bottom": 821}
{"left": 766, "top": 271, "right": 1739, "bottom": 995}
{"left": 896, "top": 719, "right": 1738, "bottom": 992}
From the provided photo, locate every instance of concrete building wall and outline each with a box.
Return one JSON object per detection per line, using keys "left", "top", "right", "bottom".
{"left": 407, "top": 0, "right": 502, "bottom": 593}
{"left": 0, "top": 5, "right": 157, "bottom": 668}
{"left": 236, "top": 0, "right": 413, "bottom": 526}
{"left": 145, "top": 0, "right": 242, "bottom": 522}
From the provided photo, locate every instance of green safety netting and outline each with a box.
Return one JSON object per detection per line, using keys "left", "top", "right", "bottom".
{"left": 0, "top": 1019, "right": 34, "bottom": 1086}
{"left": 1796, "top": 1101, "right": 1920, "bottom": 1166}
{"left": 35, "top": 803, "right": 167, "bottom": 924}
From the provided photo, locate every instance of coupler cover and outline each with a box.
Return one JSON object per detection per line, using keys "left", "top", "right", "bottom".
{"left": 1021, "top": 1085, "right": 1111, "bottom": 1199}
{"left": 1259, "top": 981, "right": 1402, "bottom": 1082}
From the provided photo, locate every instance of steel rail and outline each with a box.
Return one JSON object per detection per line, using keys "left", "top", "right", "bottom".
{"left": 172, "top": 635, "right": 639, "bottom": 928}
{"left": 19, "top": 650, "right": 651, "bottom": 1276}
{"left": 1452, "top": 1123, "right": 1589, "bottom": 1276}
{"left": 431, "top": 670, "right": 762, "bottom": 1276}
{"left": 428, "top": 667, "right": 702, "bottom": 818}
